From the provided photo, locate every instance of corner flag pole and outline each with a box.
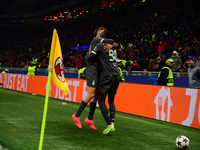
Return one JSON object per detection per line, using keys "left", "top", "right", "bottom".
{"left": 38, "top": 70, "right": 52, "bottom": 150}
{"left": 38, "top": 29, "right": 69, "bottom": 150}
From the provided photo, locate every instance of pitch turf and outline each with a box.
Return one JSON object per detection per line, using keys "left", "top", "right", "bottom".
{"left": 0, "top": 89, "right": 199, "bottom": 150}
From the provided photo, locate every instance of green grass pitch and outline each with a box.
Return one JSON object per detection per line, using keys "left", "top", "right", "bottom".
{"left": 0, "top": 88, "right": 200, "bottom": 150}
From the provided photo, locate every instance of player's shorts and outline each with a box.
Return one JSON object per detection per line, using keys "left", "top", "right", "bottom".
{"left": 97, "top": 75, "right": 120, "bottom": 95}
{"left": 85, "top": 63, "right": 99, "bottom": 88}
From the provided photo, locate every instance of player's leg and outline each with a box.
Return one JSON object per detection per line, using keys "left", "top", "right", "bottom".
{"left": 107, "top": 75, "right": 120, "bottom": 132}
{"left": 108, "top": 93, "right": 116, "bottom": 132}
{"left": 98, "top": 92, "right": 115, "bottom": 134}
{"left": 98, "top": 92, "right": 111, "bottom": 125}
{"left": 84, "top": 66, "right": 99, "bottom": 130}
{"left": 84, "top": 88, "right": 98, "bottom": 130}
{"left": 72, "top": 86, "right": 95, "bottom": 129}
{"left": 87, "top": 90, "right": 98, "bottom": 120}
{"left": 74, "top": 63, "right": 98, "bottom": 118}
{"left": 108, "top": 94, "right": 115, "bottom": 123}
{"left": 75, "top": 86, "right": 96, "bottom": 117}
{"left": 97, "top": 76, "right": 113, "bottom": 126}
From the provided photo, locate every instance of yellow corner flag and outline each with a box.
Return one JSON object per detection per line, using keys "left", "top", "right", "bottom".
{"left": 48, "top": 29, "right": 69, "bottom": 95}
{"left": 38, "top": 29, "right": 68, "bottom": 150}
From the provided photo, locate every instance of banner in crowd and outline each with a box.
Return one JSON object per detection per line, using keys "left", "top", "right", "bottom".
{"left": 0, "top": 73, "right": 199, "bottom": 129}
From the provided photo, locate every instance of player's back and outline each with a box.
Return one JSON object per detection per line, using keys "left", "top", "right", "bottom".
{"left": 87, "top": 37, "right": 114, "bottom": 71}
{"left": 96, "top": 43, "right": 120, "bottom": 77}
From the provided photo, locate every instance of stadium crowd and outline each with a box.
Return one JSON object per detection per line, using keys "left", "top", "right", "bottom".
{"left": 0, "top": 0, "right": 200, "bottom": 72}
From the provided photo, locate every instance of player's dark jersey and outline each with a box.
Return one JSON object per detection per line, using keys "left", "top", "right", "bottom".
{"left": 89, "top": 37, "right": 106, "bottom": 53}
{"left": 87, "top": 37, "right": 114, "bottom": 64}
{"left": 86, "top": 37, "right": 114, "bottom": 73}
{"left": 86, "top": 42, "right": 120, "bottom": 77}
{"left": 85, "top": 37, "right": 114, "bottom": 87}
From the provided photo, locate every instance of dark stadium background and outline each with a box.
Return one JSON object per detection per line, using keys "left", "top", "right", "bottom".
{"left": 1, "top": 1, "right": 200, "bottom": 150}
{"left": 0, "top": 0, "right": 200, "bottom": 86}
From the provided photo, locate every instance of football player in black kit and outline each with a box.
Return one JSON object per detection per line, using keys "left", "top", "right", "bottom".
{"left": 72, "top": 27, "right": 118, "bottom": 131}
{"left": 85, "top": 30, "right": 120, "bottom": 135}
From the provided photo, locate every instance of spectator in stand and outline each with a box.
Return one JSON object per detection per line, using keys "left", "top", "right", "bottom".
{"left": 159, "top": 56, "right": 166, "bottom": 70}
{"left": 127, "top": 42, "right": 133, "bottom": 48}
{"left": 156, "top": 56, "right": 161, "bottom": 64}
{"left": 24, "top": 63, "right": 29, "bottom": 69}
{"left": 188, "top": 31, "right": 195, "bottom": 42}
{"left": 117, "top": 60, "right": 125, "bottom": 82}
{"left": 151, "top": 59, "right": 159, "bottom": 71}
{"left": 179, "top": 62, "right": 188, "bottom": 72}
{"left": 197, "top": 55, "right": 200, "bottom": 64}
{"left": 170, "top": 51, "right": 182, "bottom": 72}
{"left": 141, "top": 57, "right": 149, "bottom": 71}
{"left": 125, "top": 60, "right": 132, "bottom": 71}
{"left": 187, "top": 46, "right": 194, "bottom": 56}
{"left": 148, "top": 59, "right": 154, "bottom": 71}
{"left": 117, "top": 60, "right": 124, "bottom": 71}
{"left": 73, "top": 55, "right": 82, "bottom": 69}
{"left": 194, "top": 48, "right": 200, "bottom": 57}
{"left": 132, "top": 59, "right": 143, "bottom": 71}
{"left": 174, "top": 40, "right": 181, "bottom": 50}
{"left": 1, "top": 0, "right": 200, "bottom": 70}
{"left": 117, "top": 48, "right": 124, "bottom": 59}
{"left": 155, "top": 56, "right": 161, "bottom": 70}
{"left": 41, "top": 58, "right": 48, "bottom": 68}
{"left": 177, "top": 47, "right": 182, "bottom": 54}
{"left": 163, "top": 38, "right": 171, "bottom": 54}
{"left": 78, "top": 62, "right": 87, "bottom": 79}
{"left": 148, "top": 59, "right": 158, "bottom": 71}
{"left": 157, "top": 41, "right": 165, "bottom": 58}
{"left": 186, "top": 56, "right": 200, "bottom": 88}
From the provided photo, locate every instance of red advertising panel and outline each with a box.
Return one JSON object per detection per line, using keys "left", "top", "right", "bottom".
{"left": 0, "top": 73, "right": 199, "bottom": 129}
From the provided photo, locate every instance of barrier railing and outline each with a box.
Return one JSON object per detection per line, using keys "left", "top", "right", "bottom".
{"left": 0, "top": 67, "right": 78, "bottom": 73}
{"left": 0, "top": 67, "right": 188, "bottom": 78}
{"left": 122, "top": 70, "right": 188, "bottom": 78}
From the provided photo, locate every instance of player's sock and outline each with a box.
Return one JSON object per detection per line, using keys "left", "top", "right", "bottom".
{"left": 88, "top": 102, "right": 96, "bottom": 120}
{"left": 110, "top": 122, "right": 115, "bottom": 132}
{"left": 103, "top": 123, "right": 114, "bottom": 135}
{"left": 109, "top": 102, "right": 115, "bottom": 123}
{"left": 75, "top": 100, "right": 87, "bottom": 117}
{"left": 100, "top": 103, "right": 111, "bottom": 125}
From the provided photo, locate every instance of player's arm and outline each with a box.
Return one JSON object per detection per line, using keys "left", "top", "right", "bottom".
{"left": 104, "top": 42, "right": 119, "bottom": 51}
{"left": 113, "top": 42, "right": 119, "bottom": 48}
{"left": 89, "top": 38, "right": 113, "bottom": 52}
{"left": 102, "top": 38, "right": 114, "bottom": 44}
{"left": 91, "top": 37, "right": 114, "bottom": 45}
{"left": 85, "top": 44, "right": 101, "bottom": 62}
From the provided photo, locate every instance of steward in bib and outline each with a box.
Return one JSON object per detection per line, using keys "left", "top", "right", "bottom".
{"left": 27, "top": 63, "right": 37, "bottom": 75}
{"left": 157, "top": 59, "right": 174, "bottom": 86}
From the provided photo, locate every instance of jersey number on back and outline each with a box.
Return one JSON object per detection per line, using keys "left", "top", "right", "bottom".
{"left": 109, "top": 49, "right": 118, "bottom": 62}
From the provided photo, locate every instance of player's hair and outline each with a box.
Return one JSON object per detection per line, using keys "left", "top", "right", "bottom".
{"left": 101, "top": 30, "right": 113, "bottom": 39}
{"left": 94, "top": 27, "right": 107, "bottom": 36}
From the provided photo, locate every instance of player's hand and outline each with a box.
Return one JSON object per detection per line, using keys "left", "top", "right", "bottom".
{"left": 104, "top": 44, "right": 113, "bottom": 52}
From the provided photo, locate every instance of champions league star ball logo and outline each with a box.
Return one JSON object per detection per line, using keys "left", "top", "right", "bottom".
{"left": 54, "top": 57, "right": 65, "bottom": 82}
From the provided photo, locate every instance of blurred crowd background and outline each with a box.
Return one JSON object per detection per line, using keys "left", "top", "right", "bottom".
{"left": 0, "top": 0, "right": 200, "bottom": 72}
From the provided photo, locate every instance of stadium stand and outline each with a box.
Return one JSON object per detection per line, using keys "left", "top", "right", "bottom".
{"left": 0, "top": 0, "right": 200, "bottom": 73}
